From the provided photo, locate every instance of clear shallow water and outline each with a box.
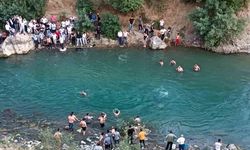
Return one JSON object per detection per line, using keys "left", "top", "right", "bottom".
{"left": 0, "top": 48, "right": 250, "bottom": 148}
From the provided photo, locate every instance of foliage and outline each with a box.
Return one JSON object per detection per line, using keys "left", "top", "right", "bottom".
{"left": 76, "top": 8, "right": 94, "bottom": 32}
{"left": 38, "top": 128, "right": 78, "bottom": 150}
{"left": 108, "top": 0, "right": 144, "bottom": 13}
{"left": 77, "top": 0, "right": 93, "bottom": 14}
{"left": 189, "top": 0, "right": 245, "bottom": 48}
{"left": 101, "top": 13, "right": 121, "bottom": 39}
{"left": 0, "top": 0, "right": 46, "bottom": 29}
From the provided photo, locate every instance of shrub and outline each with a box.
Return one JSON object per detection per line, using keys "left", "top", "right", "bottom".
{"left": 0, "top": 0, "right": 46, "bottom": 29}
{"left": 101, "top": 13, "right": 121, "bottom": 39}
{"left": 76, "top": 8, "right": 94, "bottom": 32}
{"left": 38, "top": 128, "right": 78, "bottom": 150}
{"left": 189, "top": 0, "right": 244, "bottom": 48}
{"left": 108, "top": 0, "right": 144, "bottom": 13}
{"left": 77, "top": 0, "right": 93, "bottom": 14}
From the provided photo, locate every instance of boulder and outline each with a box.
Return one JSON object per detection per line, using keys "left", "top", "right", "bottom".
{"left": 0, "top": 33, "right": 35, "bottom": 57}
{"left": 227, "top": 144, "right": 241, "bottom": 150}
{"left": 149, "top": 36, "right": 167, "bottom": 50}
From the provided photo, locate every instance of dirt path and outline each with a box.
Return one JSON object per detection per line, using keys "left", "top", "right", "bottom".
{"left": 45, "top": 0, "right": 77, "bottom": 17}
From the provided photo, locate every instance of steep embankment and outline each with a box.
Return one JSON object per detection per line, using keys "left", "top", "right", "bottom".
{"left": 45, "top": 0, "right": 77, "bottom": 17}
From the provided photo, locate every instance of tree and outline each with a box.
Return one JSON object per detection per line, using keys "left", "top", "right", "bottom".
{"left": 108, "top": 0, "right": 144, "bottom": 13}
{"left": 101, "top": 13, "right": 121, "bottom": 39}
{"left": 189, "top": 0, "right": 244, "bottom": 48}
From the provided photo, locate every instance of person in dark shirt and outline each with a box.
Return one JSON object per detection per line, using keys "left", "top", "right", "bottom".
{"left": 127, "top": 125, "right": 135, "bottom": 144}
{"left": 128, "top": 15, "right": 135, "bottom": 32}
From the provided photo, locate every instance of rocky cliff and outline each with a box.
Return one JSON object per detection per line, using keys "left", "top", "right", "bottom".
{"left": 0, "top": 34, "right": 35, "bottom": 57}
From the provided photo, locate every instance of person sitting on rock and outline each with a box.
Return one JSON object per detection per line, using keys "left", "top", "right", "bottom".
{"left": 193, "top": 64, "right": 201, "bottom": 72}
{"left": 176, "top": 66, "right": 184, "bottom": 73}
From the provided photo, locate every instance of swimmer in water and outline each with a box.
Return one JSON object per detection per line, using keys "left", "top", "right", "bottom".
{"left": 170, "top": 59, "right": 176, "bottom": 66}
{"left": 176, "top": 66, "right": 184, "bottom": 73}
{"left": 193, "top": 64, "right": 200, "bottom": 72}
{"left": 113, "top": 109, "right": 120, "bottom": 118}
{"left": 159, "top": 59, "right": 164, "bottom": 66}
{"left": 80, "top": 91, "right": 87, "bottom": 96}
{"left": 134, "top": 116, "right": 141, "bottom": 125}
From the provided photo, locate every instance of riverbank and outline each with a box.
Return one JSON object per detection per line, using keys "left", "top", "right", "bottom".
{"left": 0, "top": 108, "right": 243, "bottom": 150}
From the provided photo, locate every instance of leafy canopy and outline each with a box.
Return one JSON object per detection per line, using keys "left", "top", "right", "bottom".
{"left": 0, "top": 0, "right": 45, "bottom": 28}
{"left": 101, "top": 13, "right": 121, "bottom": 39}
{"left": 108, "top": 0, "right": 144, "bottom": 13}
{"left": 189, "top": 0, "right": 245, "bottom": 48}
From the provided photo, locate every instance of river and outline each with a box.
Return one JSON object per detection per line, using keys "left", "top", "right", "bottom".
{"left": 0, "top": 47, "right": 250, "bottom": 149}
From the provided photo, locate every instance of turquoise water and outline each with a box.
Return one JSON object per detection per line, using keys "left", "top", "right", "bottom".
{"left": 0, "top": 48, "right": 250, "bottom": 148}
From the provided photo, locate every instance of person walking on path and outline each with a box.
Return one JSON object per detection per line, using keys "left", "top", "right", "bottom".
{"left": 214, "top": 139, "right": 222, "bottom": 150}
{"left": 138, "top": 128, "right": 147, "bottom": 149}
{"left": 177, "top": 134, "right": 185, "bottom": 150}
{"left": 67, "top": 112, "right": 79, "bottom": 131}
{"left": 165, "top": 130, "right": 177, "bottom": 150}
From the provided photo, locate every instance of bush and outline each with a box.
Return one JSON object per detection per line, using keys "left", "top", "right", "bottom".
{"left": 38, "top": 128, "right": 78, "bottom": 150}
{"left": 101, "top": 13, "right": 121, "bottom": 39}
{"left": 108, "top": 0, "right": 144, "bottom": 13}
{"left": 0, "top": 0, "right": 46, "bottom": 29}
{"left": 189, "top": 0, "right": 245, "bottom": 48}
{"left": 77, "top": 0, "right": 93, "bottom": 14}
{"left": 76, "top": 8, "right": 94, "bottom": 32}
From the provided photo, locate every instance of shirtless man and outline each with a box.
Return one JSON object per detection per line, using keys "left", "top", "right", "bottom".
{"left": 68, "top": 112, "right": 79, "bottom": 131}
{"left": 84, "top": 113, "right": 94, "bottom": 124}
{"left": 98, "top": 112, "right": 107, "bottom": 128}
{"left": 79, "top": 118, "right": 87, "bottom": 135}
{"left": 54, "top": 128, "right": 62, "bottom": 150}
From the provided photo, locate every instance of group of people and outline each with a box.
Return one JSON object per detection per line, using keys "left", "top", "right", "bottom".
{"left": 2, "top": 14, "right": 102, "bottom": 51}
{"left": 52, "top": 110, "right": 151, "bottom": 150}
{"left": 159, "top": 59, "right": 201, "bottom": 73}
{"left": 119, "top": 15, "right": 181, "bottom": 48}
{"left": 165, "top": 130, "right": 223, "bottom": 150}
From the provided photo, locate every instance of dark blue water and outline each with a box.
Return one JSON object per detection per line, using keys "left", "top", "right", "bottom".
{"left": 0, "top": 48, "right": 250, "bottom": 148}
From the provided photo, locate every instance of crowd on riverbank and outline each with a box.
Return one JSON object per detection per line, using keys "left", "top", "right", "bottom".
{"left": 0, "top": 13, "right": 182, "bottom": 50}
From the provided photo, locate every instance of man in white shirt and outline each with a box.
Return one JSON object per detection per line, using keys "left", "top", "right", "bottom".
{"left": 214, "top": 139, "right": 222, "bottom": 150}
{"left": 117, "top": 30, "right": 123, "bottom": 46}
{"left": 160, "top": 19, "right": 165, "bottom": 29}
{"left": 177, "top": 134, "right": 185, "bottom": 150}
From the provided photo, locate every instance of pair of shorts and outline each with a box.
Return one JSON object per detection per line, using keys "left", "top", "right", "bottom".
{"left": 100, "top": 123, "right": 105, "bottom": 128}
{"left": 82, "top": 127, "right": 86, "bottom": 131}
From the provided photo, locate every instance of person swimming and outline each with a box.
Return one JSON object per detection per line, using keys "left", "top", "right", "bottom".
{"left": 80, "top": 91, "right": 87, "bottom": 96}
{"left": 193, "top": 64, "right": 201, "bottom": 72}
{"left": 134, "top": 116, "right": 141, "bottom": 125}
{"left": 98, "top": 112, "right": 107, "bottom": 128}
{"left": 176, "top": 66, "right": 184, "bottom": 73}
{"left": 113, "top": 108, "right": 120, "bottom": 118}
{"left": 170, "top": 60, "right": 176, "bottom": 66}
{"left": 159, "top": 59, "right": 164, "bottom": 66}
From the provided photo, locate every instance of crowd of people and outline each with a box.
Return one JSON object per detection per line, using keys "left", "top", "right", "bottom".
{"left": 116, "top": 15, "right": 181, "bottom": 48}
{"left": 51, "top": 110, "right": 225, "bottom": 150}
{"left": 55, "top": 110, "right": 149, "bottom": 150}
{"left": 1, "top": 13, "right": 103, "bottom": 50}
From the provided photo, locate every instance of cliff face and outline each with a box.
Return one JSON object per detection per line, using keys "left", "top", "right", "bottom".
{"left": 0, "top": 34, "right": 35, "bottom": 57}
{"left": 45, "top": 0, "right": 77, "bottom": 17}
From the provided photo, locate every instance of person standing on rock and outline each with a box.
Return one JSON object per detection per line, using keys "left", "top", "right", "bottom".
{"left": 138, "top": 16, "right": 143, "bottom": 32}
{"left": 129, "top": 15, "right": 135, "bottom": 33}
{"left": 79, "top": 118, "right": 87, "bottom": 135}
{"left": 138, "top": 128, "right": 147, "bottom": 149}
{"left": 127, "top": 125, "right": 135, "bottom": 144}
{"left": 67, "top": 112, "right": 79, "bottom": 131}
{"left": 177, "top": 134, "right": 185, "bottom": 150}
{"left": 54, "top": 128, "right": 62, "bottom": 150}
{"left": 98, "top": 112, "right": 107, "bottom": 128}
{"left": 214, "top": 139, "right": 222, "bottom": 150}
{"left": 175, "top": 33, "right": 181, "bottom": 46}
{"left": 165, "top": 130, "right": 177, "bottom": 150}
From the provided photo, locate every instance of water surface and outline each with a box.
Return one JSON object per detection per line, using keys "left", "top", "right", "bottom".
{"left": 0, "top": 47, "right": 250, "bottom": 148}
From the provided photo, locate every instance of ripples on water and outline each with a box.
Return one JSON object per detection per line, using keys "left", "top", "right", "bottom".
{"left": 0, "top": 48, "right": 250, "bottom": 148}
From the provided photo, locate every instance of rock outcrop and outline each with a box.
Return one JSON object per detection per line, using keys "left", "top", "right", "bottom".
{"left": 0, "top": 34, "right": 35, "bottom": 57}
{"left": 149, "top": 36, "right": 167, "bottom": 50}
